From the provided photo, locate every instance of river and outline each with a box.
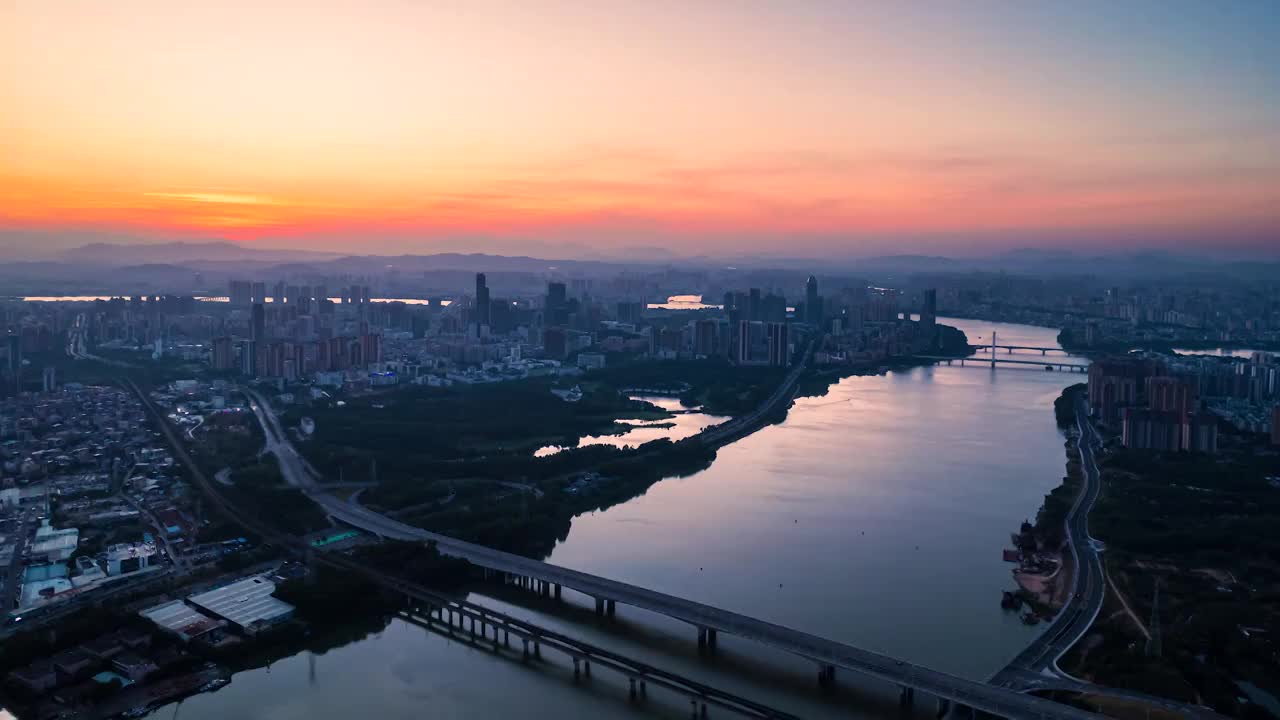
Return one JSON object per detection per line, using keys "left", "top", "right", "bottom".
{"left": 142, "top": 318, "right": 1086, "bottom": 720}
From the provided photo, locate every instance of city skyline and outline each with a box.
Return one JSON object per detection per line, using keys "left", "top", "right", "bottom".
{"left": 3, "top": 1, "right": 1279, "bottom": 258}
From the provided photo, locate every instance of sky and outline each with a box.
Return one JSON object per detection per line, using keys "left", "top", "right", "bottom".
{"left": 3, "top": 0, "right": 1279, "bottom": 259}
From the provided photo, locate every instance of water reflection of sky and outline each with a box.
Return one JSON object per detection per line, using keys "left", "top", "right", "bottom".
{"left": 535, "top": 395, "right": 725, "bottom": 457}
{"left": 547, "top": 318, "right": 1086, "bottom": 683}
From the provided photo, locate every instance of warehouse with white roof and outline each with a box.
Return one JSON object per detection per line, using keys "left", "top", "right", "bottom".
{"left": 186, "top": 575, "right": 294, "bottom": 634}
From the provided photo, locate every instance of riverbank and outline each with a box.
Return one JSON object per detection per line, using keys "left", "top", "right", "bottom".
{"left": 1001, "top": 384, "right": 1086, "bottom": 620}
{"left": 123, "top": 317, "right": 1086, "bottom": 719}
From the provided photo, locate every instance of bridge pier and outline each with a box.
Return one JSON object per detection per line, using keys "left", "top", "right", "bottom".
{"left": 573, "top": 657, "right": 580, "bottom": 681}
{"left": 521, "top": 638, "right": 529, "bottom": 662}
{"left": 606, "top": 599, "right": 615, "bottom": 617}
{"left": 697, "top": 627, "right": 707, "bottom": 650}
{"left": 817, "top": 664, "right": 835, "bottom": 688}
{"left": 706, "top": 629, "right": 717, "bottom": 649}
{"left": 584, "top": 659, "right": 591, "bottom": 677}
{"left": 554, "top": 583, "right": 561, "bottom": 600}
{"left": 629, "top": 677, "right": 637, "bottom": 701}
{"left": 937, "top": 697, "right": 951, "bottom": 717}
{"left": 595, "top": 597, "right": 605, "bottom": 615}
{"left": 899, "top": 686, "right": 915, "bottom": 707}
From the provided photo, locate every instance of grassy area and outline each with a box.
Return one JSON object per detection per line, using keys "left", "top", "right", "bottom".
{"left": 288, "top": 377, "right": 672, "bottom": 476}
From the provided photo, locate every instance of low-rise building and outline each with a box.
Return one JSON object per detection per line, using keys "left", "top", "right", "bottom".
{"left": 139, "top": 599, "right": 226, "bottom": 643}
{"left": 111, "top": 652, "right": 158, "bottom": 682}
{"left": 7, "top": 661, "right": 57, "bottom": 693}
{"left": 186, "top": 575, "right": 294, "bottom": 635}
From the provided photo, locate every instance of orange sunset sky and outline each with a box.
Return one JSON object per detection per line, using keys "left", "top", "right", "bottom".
{"left": 3, "top": 1, "right": 1279, "bottom": 257}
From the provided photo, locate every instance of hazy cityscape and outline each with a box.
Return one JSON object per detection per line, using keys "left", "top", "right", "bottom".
{"left": 3, "top": 2, "right": 1279, "bottom": 720}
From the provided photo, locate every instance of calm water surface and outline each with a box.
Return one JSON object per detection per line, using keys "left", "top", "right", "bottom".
{"left": 145, "top": 318, "right": 1085, "bottom": 720}
{"left": 535, "top": 395, "right": 726, "bottom": 457}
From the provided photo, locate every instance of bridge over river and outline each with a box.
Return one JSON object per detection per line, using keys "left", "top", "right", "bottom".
{"left": 236, "top": 364, "right": 1104, "bottom": 720}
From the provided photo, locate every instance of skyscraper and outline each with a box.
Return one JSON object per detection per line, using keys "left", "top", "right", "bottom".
{"left": 547, "top": 282, "right": 568, "bottom": 326}
{"left": 228, "top": 280, "right": 252, "bottom": 306}
{"left": 921, "top": 288, "right": 937, "bottom": 346}
{"left": 252, "top": 301, "right": 270, "bottom": 376}
{"left": 475, "top": 273, "right": 491, "bottom": 327}
{"left": 211, "top": 336, "right": 235, "bottom": 370}
{"left": 805, "top": 275, "right": 820, "bottom": 325}
{"left": 251, "top": 303, "right": 266, "bottom": 343}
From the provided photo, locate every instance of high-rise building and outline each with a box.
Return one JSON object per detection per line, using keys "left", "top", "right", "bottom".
{"left": 240, "top": 340, "right": 258, "bottom": 377}
{"left": 921, "top": 288, "right": 937, "bottom": 331}
{"left": 41, "top": 366, "right": 57, "bottom": 393}
{"left": 1088, "top": 358, "right": 1165, "bottom": 423}
{"left": 748, "top": 288, "right": 761, "bottom": 322}
{"left": 1121, "top": 407, "right": 1217, "bottom": 454}
{"left": 6, "top": 334, "right": 20, "bottom": 372}
{"left": 546, "top": 282, "right": 568, "bottom": 326}
{"left": 543, "top": 327, "right": 568, "bottom": 359}
{"left": 734, "top": 320, "right": 788, "bottom": 366}
{"left": 228, "top": 280, "right": 252, "bottom": 306}
{"left": 762, "top": 293, "right": 787, "bottom": 322}
{"left": 211, "top": 336, "right": 235, "bottom": 370}
{"left": 805, "top": 275, "right": 821, "bottom": 325}
{"left": 1145, "top": 376, "right": 1196, "bottom": 414}
{"left": 1182, "top": 413, "right": 1218, "bottom": 453}
{"left": 767, "top": 322, "right": 791, "bottom": 367}
{"left": 250, "top": 281, "right": 267, "bottom": 305}
{"left": 693, "top": 319, "right": 718, "bottom": 356}
{"left": 251, "top": 303, "right": 266, "bottom": 343}
{"left": 475, "top": 273, "right": 491, "bottom": 327}
{"left": 1272, "top": 404, "right": 1280, "bottom": 446}
{"left": 616, "top": 301, "right": 643, "bottom": 325}
{"left": 361, "top": 333, "right": 382, "bottom": 366}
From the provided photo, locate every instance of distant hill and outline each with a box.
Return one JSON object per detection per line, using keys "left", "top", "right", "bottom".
{"left": 60, "top": 241, "right": 342, "bottom": 266}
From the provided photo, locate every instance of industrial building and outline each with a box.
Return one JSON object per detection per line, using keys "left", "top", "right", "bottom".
{"left": 186, "top": 575, "right": 294, "bottom": 634}
{"left": 139, "top": 599, "right": 227, "bottom": 643}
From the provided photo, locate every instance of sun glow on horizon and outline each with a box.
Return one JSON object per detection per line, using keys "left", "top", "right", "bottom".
{"left": 3, "top": 1, "right": 1278, "bottom": 255}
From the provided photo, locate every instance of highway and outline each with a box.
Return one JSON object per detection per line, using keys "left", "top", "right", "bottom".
{"left": 989, "top": 400, "right": 1226, "bottom": 719}
{"left": 240, "top": 384, "right": 1105, "bottom": 720}
{"left": 2, "top": 518, "right": 32, "bottom": 614}
{"left": 991, "top": 395, "right": 1105, "bottom": 685}
{"left": 698, "top": 341, "right": 813, "bottom": 446}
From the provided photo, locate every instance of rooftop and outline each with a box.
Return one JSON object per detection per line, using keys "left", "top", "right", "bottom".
{"left": 139, "top": 599, "right": 225, "bottom": 641}
{"left": 186, "top": 575, "right": 293, "bottom": 631}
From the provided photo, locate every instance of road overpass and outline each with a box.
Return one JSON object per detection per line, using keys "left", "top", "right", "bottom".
{"left": 129, "top": 380, "right": 801, "bottom": 720}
